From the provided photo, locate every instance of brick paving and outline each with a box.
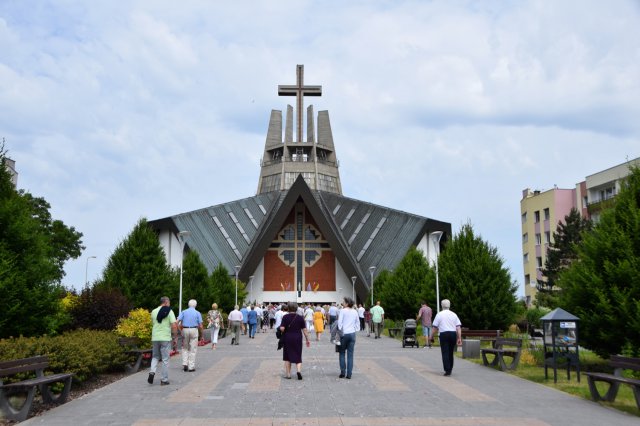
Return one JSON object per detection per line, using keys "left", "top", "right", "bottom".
{"left": 19, "top": 330, "right": 639, "bottom": 425}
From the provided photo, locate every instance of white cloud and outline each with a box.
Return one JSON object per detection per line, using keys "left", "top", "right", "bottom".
{"left": 1, "top": 1, "right": 639, "bottom": 294}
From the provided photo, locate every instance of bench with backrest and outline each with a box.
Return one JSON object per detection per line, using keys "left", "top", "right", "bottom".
{"left": 481, "top": 337, "right": 523, "bottom": 371}
{"left": 585, "top": 355, "right": 640, "bottom": 409}
{"left": 119, "top": 337, "right": 153, "bottom": 374}
{"left": 0, "top": 356, "right": 73, "bottom": 422}
{"left": 461, "top": 329, "right": 501, "bottom": 346}
{"left": 387, "top": 321, "right": 403, "bottom": 338}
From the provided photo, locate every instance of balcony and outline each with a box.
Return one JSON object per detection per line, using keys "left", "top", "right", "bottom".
{"left": 586, "top": 196, "right": 617, "bottom": 215}
{"left": 261, "top": 157, "right": 339, "bottom": 168}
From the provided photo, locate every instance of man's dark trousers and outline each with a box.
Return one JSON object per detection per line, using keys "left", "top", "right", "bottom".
{"left": 439, "top": 331, "right": 457, "bottom": 374}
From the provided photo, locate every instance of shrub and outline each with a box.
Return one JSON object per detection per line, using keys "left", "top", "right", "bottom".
{"left": 526, "top": 307, "right": 550, "bottom": 334}
{"left": 71, "top": 286, "right": 131, "bottom": 330}
{"left": 115, "top": 308, "right": 152, "bottom": 347}
{"left": 0, "top": 329, "right": 128, "bottom": 383}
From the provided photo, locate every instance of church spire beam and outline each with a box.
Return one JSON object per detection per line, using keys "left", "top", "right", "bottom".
{"left": 278, "top": 64, "right": 322, "bottom": 143}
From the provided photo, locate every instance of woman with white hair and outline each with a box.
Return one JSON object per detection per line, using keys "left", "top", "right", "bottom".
{"left": 430, "top": 299, "right": 462, "bottom": 376}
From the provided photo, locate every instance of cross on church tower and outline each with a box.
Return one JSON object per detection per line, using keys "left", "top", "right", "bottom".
{"left": 278, "top": 64, "right": 322, "bottom": 143}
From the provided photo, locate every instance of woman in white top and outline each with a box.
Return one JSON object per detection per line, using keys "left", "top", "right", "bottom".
{"left": 337, "top": 297, "right": 360, "bottom": 379}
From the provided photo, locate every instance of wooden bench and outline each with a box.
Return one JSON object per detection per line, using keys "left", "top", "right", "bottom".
{"left": 461, "top": 329, "right": 501, "bottom": 345}
{"left": 481, "top": 337, "right": 523, "bottom": 371}
{"left": 387, "top": 324, "right": 402, "bottom": 338}
{"left": 585, "top": 355, "right": 640, "bottom": 409}
{"left": 119, "top": 337, "right": 152, "bottom": 374}
{"left": 0, "top": 356, "right": 73, "bottom": 422}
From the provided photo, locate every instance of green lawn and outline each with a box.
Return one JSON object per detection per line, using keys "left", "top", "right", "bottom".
{"left": 387, "top": 329, "right": 639, "bottom": 417}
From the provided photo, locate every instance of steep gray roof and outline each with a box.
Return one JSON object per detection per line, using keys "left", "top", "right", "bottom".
{"left": 149, "top": 177, "right": 450, "bottom": 300}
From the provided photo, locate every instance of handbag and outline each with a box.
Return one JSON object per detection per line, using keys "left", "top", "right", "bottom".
{"left": 277, "top": 316, "right": 293, "bottom": 350}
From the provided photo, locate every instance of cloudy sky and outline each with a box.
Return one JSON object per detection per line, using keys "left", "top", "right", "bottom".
{"left": 2, "top": 1, "right": 639, "bottom": 296}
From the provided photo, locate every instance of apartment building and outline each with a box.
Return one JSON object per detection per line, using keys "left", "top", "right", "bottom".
{"left": 576, "top": 157, "right": 640, "bottom": 222}
{"left": 520, "top": 187, "right": 575, "bottom": 306}
{"left": 521, "top": 157, "right": 639, "bottom": 306}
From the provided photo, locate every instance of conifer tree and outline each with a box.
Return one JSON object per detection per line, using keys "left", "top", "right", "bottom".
{"left": 538, "top": 208, "right": 592, "bottom": 308}
{"left": 437, "top": 223, "right": 518, "bottom": 330}
{"left": 101, "top": 218, "right": 175, "bottom": 310}
{"left": 181, "top": 250, "right": 214, "bottom": 311}
{"left": 210, "top": 263, "right": 238, "bottom": 312}
{"left": 559, "top": 166, "right": 640, "bottom": 357}
{"left": 375, "top": 246, "right": 435, "bottom": 320}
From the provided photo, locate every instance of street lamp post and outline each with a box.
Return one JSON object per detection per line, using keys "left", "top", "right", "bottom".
{"left": 351, "top": 276, "right": 357, "bottom": 302}
{"left": 368, "top": 266, "right": 376, "bottom": 307}
{"left": 431, "top": 231, "right": 444, "bottom": 313}
{"left": 177, "top": 231, "right": 191, "bottom": 314}
{"left": 85, "top": 256, "right": 96, "bottom": 286}
{"left": 234, "top": 265, "right": 241, "bottom": 306}
{"left": 249, "top": 275, "right": 254, "bottom": 304}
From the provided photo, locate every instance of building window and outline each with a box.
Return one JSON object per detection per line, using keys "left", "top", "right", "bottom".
{"left": 261, "top": 174, "right": 281, "bottom": 192}
{"left": 545, "top": 231, "right": 551, "bottom": 244}
{"left": 536, "top": 256, "right": 543, "bottom": 268}
{"left": 525, "top": 274, "right": 530, "bottom": 285}
{"left": 521, "top": 212, "right": 527, "bottom": 224}
{"left": 522, "top": 233, "right": 528, "bottom": 244}
{"left": 543, "top": 208, "right": 550, "bottom": 220}
{"left": 534, "top": 211, "right": 540, "bottom": 223}
{"left": 535, "top": 233, "right": 541, "bottom": 245}
{"left": 523, "top": 253, "right": 529, "bottom": 263}
{"left": 583, "top": 196, "right": 588, "bottom": 208}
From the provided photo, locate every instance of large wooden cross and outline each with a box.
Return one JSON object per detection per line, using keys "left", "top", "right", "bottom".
{"left": 278, "top": 65, "right": 322, "bottom": 143}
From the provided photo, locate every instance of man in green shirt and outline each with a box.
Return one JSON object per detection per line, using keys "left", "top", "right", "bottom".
{"left": 148, "top": 296, "right": 177, "bottom": 386}
{"left": 370, "top": 301, "right": 385, "bottom": 339}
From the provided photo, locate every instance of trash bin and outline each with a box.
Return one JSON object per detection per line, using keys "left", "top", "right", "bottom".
{"left": 462, "top": 339, "right": 480, "bottom": 358}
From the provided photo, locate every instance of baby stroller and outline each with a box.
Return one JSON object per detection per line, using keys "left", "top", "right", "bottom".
{"left": 402, "top": 319, "right": 419, "bottom": 348}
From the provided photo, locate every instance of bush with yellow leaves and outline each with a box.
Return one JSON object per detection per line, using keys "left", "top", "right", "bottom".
{"left": 115, "top": 308, "right": 152, "bottom": 347}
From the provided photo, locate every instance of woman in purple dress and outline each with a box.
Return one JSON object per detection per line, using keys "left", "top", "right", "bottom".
{"left": 279, "top": 302, "right": 311, "bottom": 380}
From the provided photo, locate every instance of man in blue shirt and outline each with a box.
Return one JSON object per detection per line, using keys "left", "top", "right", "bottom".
{"left": 240, "top": 305, "right": 249, "bottom": 335}
{"left": 177, "top": 299, "right": 203, "bottom": 372}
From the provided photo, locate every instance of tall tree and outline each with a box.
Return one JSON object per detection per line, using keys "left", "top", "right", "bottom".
{"left": 101, "top": 218, "right": 175, "bottom": 310}
{"left": 181, "top": 250, "right": 215, "bottom": 312}
{"left": 210, "top": 263, "right": 238, "bottom": 313}
{"left": 374, "top": 246, "right": 435, "bottom": 320}
{"left": 538, "top": 208, "right": 592, "bottom": 308}
{"left": 559, "top": 166, "right": 640, "bottom": 358}
{"left": 0, "top": 144, "right": 84, "bottom": 337}
{"left": 437, "top": 223, "right": 518, "bottom": 330}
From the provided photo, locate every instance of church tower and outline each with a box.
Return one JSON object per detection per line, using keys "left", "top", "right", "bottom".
{"left": 257, "top": 65, "right": 342, "bottom": 195}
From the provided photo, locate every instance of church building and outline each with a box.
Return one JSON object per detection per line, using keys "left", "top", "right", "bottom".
{"left": 149, "top": 65, "right": 451, "bottom": 304}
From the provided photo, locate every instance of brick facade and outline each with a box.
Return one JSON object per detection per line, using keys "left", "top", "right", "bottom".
{"left": 263, "top": 202, "right": 336, "bottom": 293}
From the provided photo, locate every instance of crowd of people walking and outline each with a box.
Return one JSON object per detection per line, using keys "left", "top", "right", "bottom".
{"left": 146, "top": 295, "right": 458, "bottom": 386}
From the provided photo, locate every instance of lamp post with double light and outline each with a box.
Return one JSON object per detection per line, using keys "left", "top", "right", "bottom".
{"left": 368, "top": 266, "right": 376, "bottom": 307}
{"left": 177, "top": 231, "right": 191, "bottom": 314}
{"left": 430, "top": 231, "right": 444, "bottom": 313}
{"left": 85, "top": 256, "right": 96, "bottom": 286}
{"left": 234, "top": 265, "right": 241, "bottom": 306}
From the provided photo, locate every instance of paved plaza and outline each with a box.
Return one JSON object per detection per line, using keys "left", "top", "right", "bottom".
{"left": 21, "top": 330, "right": 639, "bottom": 426}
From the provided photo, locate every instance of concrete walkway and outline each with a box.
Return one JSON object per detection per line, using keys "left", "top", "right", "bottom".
{"left": 21, "top": 329, "right": 639, "bottom": 425}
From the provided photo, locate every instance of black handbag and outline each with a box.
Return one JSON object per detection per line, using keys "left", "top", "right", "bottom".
{"left": 277, "top": 316, "right": 292, "bottom": 350}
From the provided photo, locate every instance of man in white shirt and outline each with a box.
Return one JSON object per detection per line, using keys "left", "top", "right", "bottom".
{"left": 274, "top": 305, "right": 286, "bottom": 329}
{"left": 227, "top": 305, "right": 243, "bottom": 346}
{"left": 430, "top": 299, "right": 462, "bottom": 376}
{"left": 304, "top": 304, "right": 314, "bottom": 331}
{"left": 357, "top": 304, "right": 365, "bottom": 331}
